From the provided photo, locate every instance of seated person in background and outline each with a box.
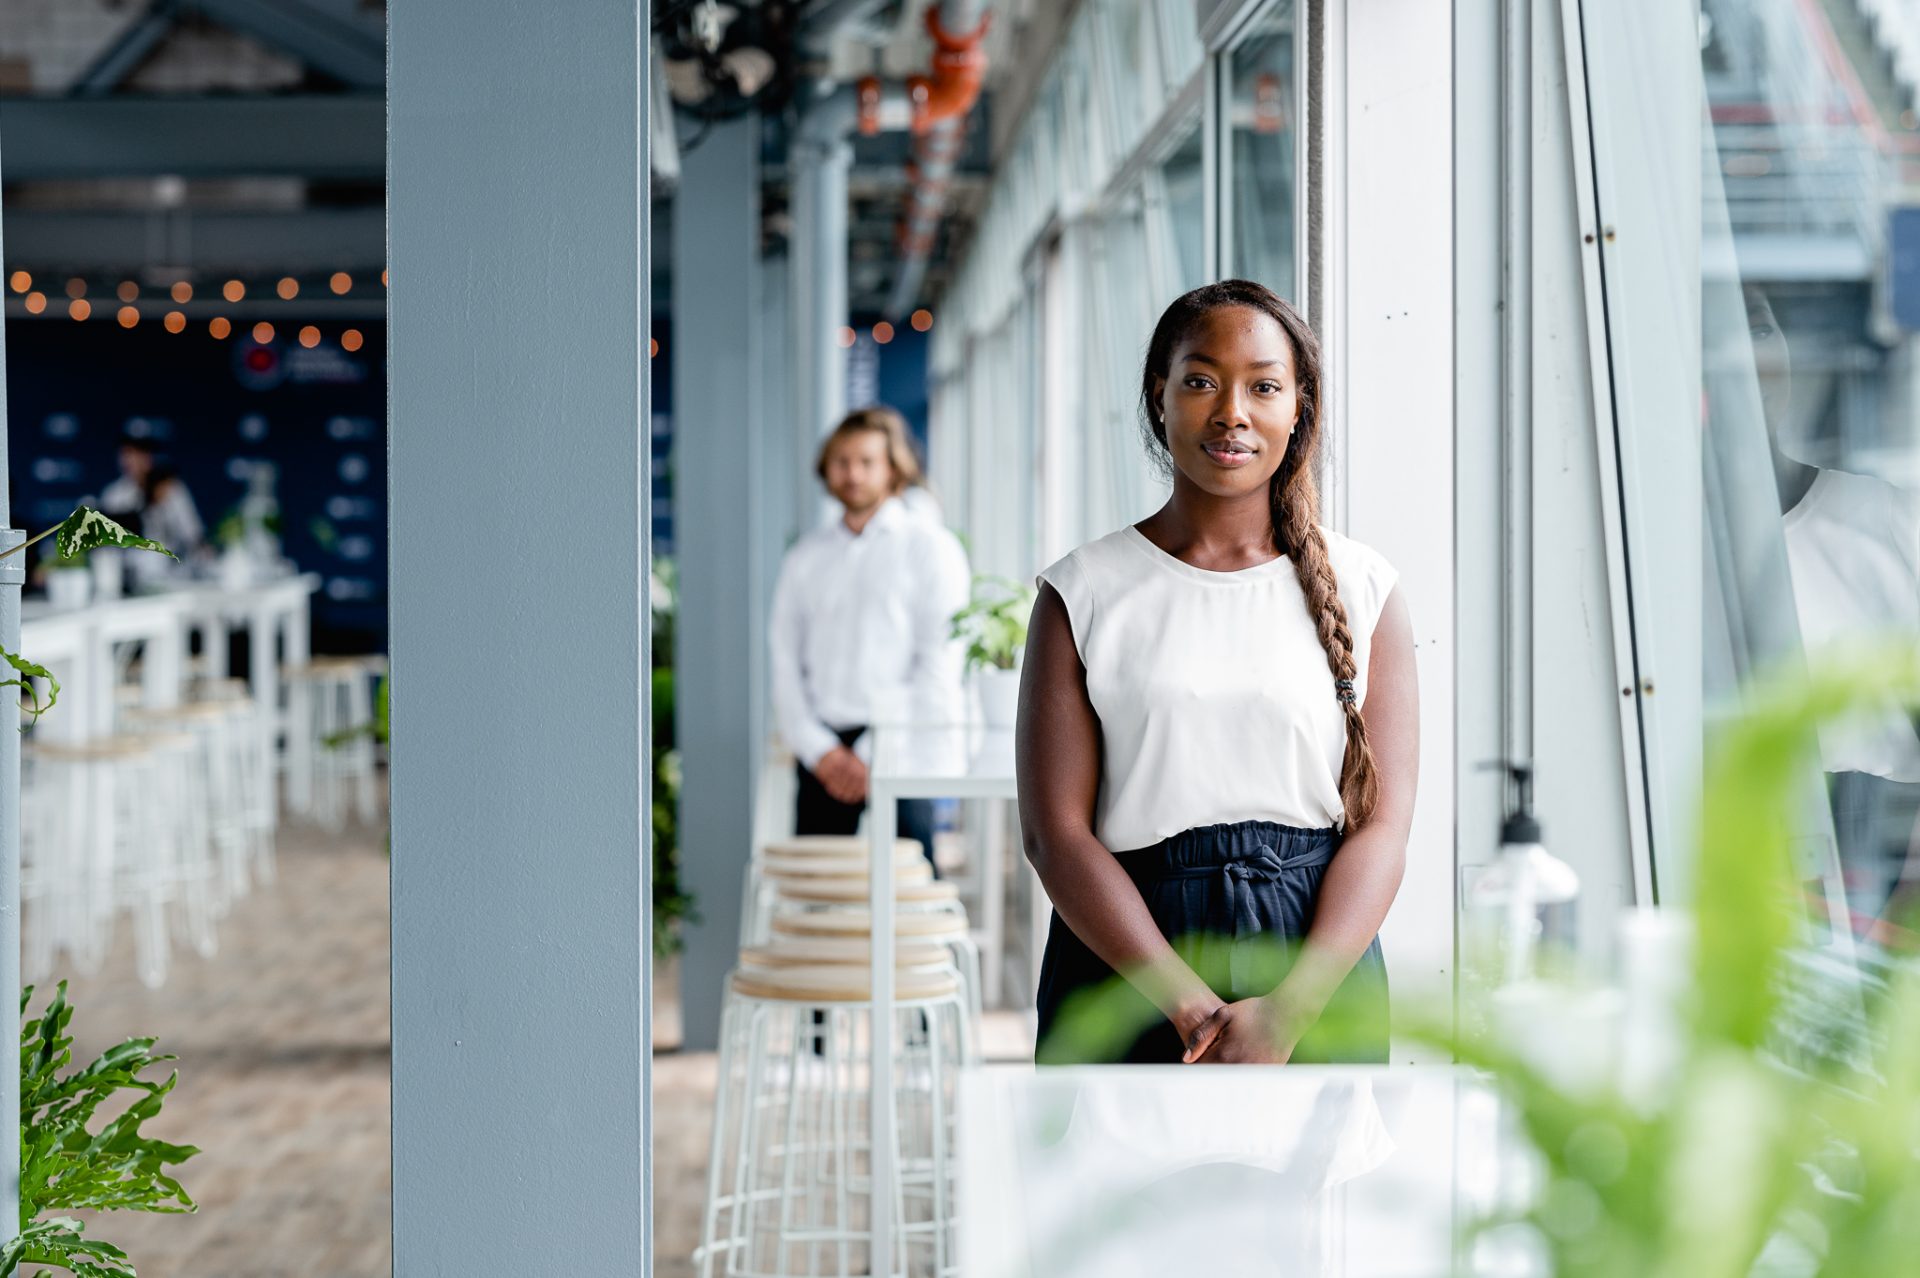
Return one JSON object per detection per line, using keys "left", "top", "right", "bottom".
{"left": 99, "top": 436, "right": 155, "bottom": 527}
{"left": 139, "top": 466, "right": 205, "bottom": 562}
{"left": 769, "top": 406, "right": 972, "bottom": 869}
{"left": 100, "top": 438, "right": 205, "bottom": 582}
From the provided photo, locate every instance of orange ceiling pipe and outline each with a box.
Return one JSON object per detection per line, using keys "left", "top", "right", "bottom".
{"left": 905, "top": 5, "right": 991, "bottom": 136}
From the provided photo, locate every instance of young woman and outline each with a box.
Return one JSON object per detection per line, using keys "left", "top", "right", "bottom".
{"left": 1016, "top": 279, "right": 1419, "bottom": 1064}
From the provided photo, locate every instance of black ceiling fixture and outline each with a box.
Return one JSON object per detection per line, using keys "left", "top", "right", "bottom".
{"left": 657, "top": 0, "right": 799, "bottom": 125}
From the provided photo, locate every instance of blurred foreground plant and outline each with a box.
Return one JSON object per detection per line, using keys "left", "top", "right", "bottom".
{"left": 1037, "top": 642, "right": 1920, "bottom": 1277}
{"left": 3, "top": 985, "right": 197, "bottom": 1278}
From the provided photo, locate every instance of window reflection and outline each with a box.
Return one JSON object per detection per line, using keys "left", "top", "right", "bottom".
{"left": 1701, "top": 0, "right": 1920, "bottom": 937}
{"left": 1227, "top": 1, "right": 1297, "bottom": 298}
{"left": 1161, "top": 126, "right": 1205, "bottom": 293}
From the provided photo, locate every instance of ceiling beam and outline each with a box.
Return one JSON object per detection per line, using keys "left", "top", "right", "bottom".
{"left": 0, "top": 95, "right": 384, "bottom": 178}
{"left": 2, "top": 207, "right": 386, "bottom": 273}
{"left": 71, "top": 1, "right": 180, "bottom": 95}
{"left": 181, "top": 0, "right": 385, "bottom": 90}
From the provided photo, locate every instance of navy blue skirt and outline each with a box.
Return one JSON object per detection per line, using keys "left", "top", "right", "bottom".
{"left": 1033, "top": 819, "right": 1389, "bottom": 1064}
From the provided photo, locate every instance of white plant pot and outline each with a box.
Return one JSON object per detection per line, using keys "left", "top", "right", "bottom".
{"left": 975, "top": 665, "right": 1021, "bottom": 729}
{"left": 47, "top": 568, "right": 92, "bottom": 610}
{"left": 90, "top": 548, "right": 123, "bottom": 600}
{"left": 218, "top": 547, "right": 255, "bottom": 592}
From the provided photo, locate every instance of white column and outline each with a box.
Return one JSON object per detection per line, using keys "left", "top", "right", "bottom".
{"left": 1336, "top": 0, "right": 1458, "bottom": 1061}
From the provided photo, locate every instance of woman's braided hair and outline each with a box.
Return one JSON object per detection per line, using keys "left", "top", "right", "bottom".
{"left": 1137, "top": 279, "right": 1380, "bottom": 829}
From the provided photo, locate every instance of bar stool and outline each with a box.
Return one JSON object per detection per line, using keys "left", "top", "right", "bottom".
{"left": 738, "top": 836, "right": 927, "bottom": 939}
{"left": 21, "top": 733, "right": 218, "bottom": 988}
{"left": 125, "top": 700, "right": 268, "bottom": 909}
{"left": 740, "top": 838, "right": 931, "bottom": 946}
{"left": 771, "top": 909, "right": 984, "bottom": 1028}
{"left": 286, "top": 655, "right": 382, "bottom": 830}
{"left": 697, "top": 954, "right": 974, "bottom": 1278}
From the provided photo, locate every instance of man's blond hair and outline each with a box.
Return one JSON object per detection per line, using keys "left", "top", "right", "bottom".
{"left": 815, "top": 405, "right": 925, "bottom": 493}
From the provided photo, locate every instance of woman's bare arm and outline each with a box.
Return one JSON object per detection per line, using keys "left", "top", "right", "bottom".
{"left": 1266, "top": 585, "right": 1420, "bottom": 1031}
{"left": 1016, "top": 583, "right": 1223, "bottom": 1046}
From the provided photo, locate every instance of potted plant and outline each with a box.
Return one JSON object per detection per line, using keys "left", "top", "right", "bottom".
{"left": 4, "top": 508, "right": 175, "bottom": 724}
{"left": 213, "top": 508, "right": 256, "bottom": 590}
{"left": 951, "top": 574, "right": 1035, "bottom": 729}
{"left": 43, "top": 548, "right": 91, "bottom": 611}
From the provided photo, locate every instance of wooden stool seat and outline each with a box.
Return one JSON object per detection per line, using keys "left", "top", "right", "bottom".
{"left": 775, "top": 878, "right": 960, "bottom": 906}
{"left": 770, "top": 909, "right": 969, "bottom": 941}
{"left": 125, "top": 699, "right": 248, "bottom": 723}
{"left": 760, "top": 835, "right": 922, "bottom": 859}
{"left": 729, "top": 962, "right": 960, "bottom": 1003}
{"left": 738, "top": 938, "right": 951, "bottom": 969}
{"left": 26, "top": 735, "right": 156, "bottom": 761}
{"left": 285, "top": 654, "right": 386, "bottom": 680}
{"left": 760, "top": 850, "right": 930, "bottom": 880}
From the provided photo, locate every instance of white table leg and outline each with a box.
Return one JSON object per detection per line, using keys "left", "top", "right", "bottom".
{"left": 84, "top": 628, "right": 112, "bottom": 740}
{"left": 980, "top": 797, "right": 1006, "bottom": 1010}
{"left": 144, "top": 619, "right": 184, "bottom": 712}
{"left": 868, "top": 783, "right": 897, "bottom": 1277}
{"left": 284, "top": 595, "right": 313, "bottom": 815}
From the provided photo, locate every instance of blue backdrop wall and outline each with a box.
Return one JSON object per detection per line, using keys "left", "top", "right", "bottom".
{"left": 6, "top": 320, "right": 388, "bottom": 652}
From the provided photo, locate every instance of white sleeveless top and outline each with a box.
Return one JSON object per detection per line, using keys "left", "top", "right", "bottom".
{"left": 1035, "top": 524, "right": 1400, "bottom": 852}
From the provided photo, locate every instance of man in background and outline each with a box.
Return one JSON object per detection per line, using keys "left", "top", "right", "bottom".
{"left": 769, "top": 406, "right": 971, "bottom": 868}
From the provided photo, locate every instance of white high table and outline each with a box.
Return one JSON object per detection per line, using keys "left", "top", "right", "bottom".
{"left": 20, "top": 575, "right": 321, "bottom": 798}
{"left": 865, "top": 715, "right": 1021, "bottom": 1274}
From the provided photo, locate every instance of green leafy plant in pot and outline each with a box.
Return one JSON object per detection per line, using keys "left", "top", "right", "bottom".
{"left": 950, "top": 574, "right": 1034, "bottom": 729}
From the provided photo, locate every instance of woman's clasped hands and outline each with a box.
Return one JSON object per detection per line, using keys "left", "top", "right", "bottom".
{"left": 1179, "top": 993, "right": 1311, "bottom": 1064}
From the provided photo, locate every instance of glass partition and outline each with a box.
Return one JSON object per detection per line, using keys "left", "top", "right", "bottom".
{"left": 1223, "top": 0, "right": 1298, "bottom": 299}
{"left": 1698, "top": 0, "right": 1920, "bottom": 938}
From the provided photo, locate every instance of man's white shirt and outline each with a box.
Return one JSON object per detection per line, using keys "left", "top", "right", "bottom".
{"left": 769, "top": 495, "right": 972, "bottom": 770}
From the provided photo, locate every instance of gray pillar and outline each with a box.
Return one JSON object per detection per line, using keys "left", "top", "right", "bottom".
{"left": 389, "top": 4, "right": 649, "bottom": 1270}
{"left": 674, "top": 115, "right": 763, "bottom": 1051}
{"left": 790, "top": 135, "right": 851, "bottom": 527}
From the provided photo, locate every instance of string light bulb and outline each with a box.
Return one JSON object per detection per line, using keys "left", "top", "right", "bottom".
{"left": 117, "top": 306, "right": 139, "bottom": 329}
{"left": 210, "top": 317, "right": 232, "bottom": 339}
{"left": 341, "top": 329, "right": 364, "bottom": 352}
{"left": 223, "top": 279, "right": 244, "bottom": 302}
{"left": 298, "top": 325, "right": 321, "bottom": 348}
{"left": 116, "top": 280, "right": 138, "bottom": 303}
{"left": 24, "top": 292, "right": 45, "bottom": 315}
{"left": 873, "top": 321, "right": 894, "bottom": 344}
{"left": 66, "top": 278, "right": 86, "bottom": 299}
{"left": 252, "top": 321, "right": 274, "bottom": 344}
{"left": 164, "top": 311, "right": 187, "bottom": 334}
{"left": 330, "top": 272, "right": 352, "bottom": 295}
{"left": 910, "top": 309, "right": 933, "bottom": 332}
{"left": 171, "top": 281, "right": 193, "bottom": 303}
{"left": 277, "top": 277, "right": 299, "bottom": 300}
{"left": 8, "top": 271, "right": 29, "bottom": 294}
{"left": 836, "top": 326, "right": 855, "bottom": 348}
{"left": 68, "top": 299, "right": 91, "bottom": 321}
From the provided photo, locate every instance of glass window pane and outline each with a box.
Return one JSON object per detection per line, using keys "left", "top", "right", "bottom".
{"left": 1226, "top": 1, "right": 1298, "bottom": 299}
{"left": 1162, "top": 124, "right": 1205, "bottom": 293}
{"left": 1700, "top": 0, "right": 1920, "bottom": 931}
